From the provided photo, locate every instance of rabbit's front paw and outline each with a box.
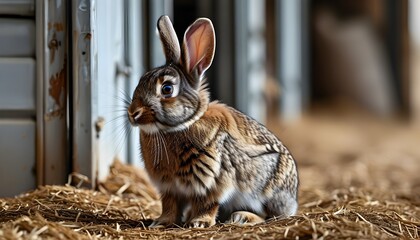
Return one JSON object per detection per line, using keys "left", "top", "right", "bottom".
{"left": 227, "top": 211, "right": 265, "bottom": 225}
{"left": 186, "top": 215, "right": 215, "bottom": 228}
{"left": 148, "top": 220, "right": 167, "bottom": 228}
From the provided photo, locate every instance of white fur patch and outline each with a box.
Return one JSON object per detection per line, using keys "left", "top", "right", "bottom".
{"left": 174, "top": 178, "right": 208, "bottom": 196}
{"left": 156, "top": 110, "right": 204, "bottom": 133}
{"left": 219, "top": 186, "right": 236, "bottom": 204}
{"left": 139, "top": 111, "right": 203, "bottom": 134}
{"left": 140, "top": 123, "right": 160, "bottom": 134}
{"left": 278, "top": 191, "right": 298, "bottom": 216}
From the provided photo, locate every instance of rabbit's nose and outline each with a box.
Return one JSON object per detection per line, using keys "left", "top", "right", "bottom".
{"left": 128, "top": 107, "right": 143, "bottom": 123}
{"left": 132, "top": 108, "right": 143, "bottom": 121}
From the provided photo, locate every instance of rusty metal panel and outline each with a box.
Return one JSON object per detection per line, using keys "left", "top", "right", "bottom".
{"left": 36, "top": 0, "right": 68, "bottom": 185}
{"left": 72, "top": 0, "right": 98, "bottom": 186}
{"left": 0, "top": 58, "right": 35, "bottom": 111}
{"left": 0, "top": 0, "right": 35, "bottom": 16}
{"left": 0, "top": 19, "right": 35, "bottom": 57}
{"left": 0, "top": 120, "right": 36, "bottom": 197}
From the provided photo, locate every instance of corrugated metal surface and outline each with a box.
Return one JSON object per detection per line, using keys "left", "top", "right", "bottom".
{"left": 0, "top": 58, "right": 35, "bottom": 111}
{"left": 0, "top": 120, "right": 36, "bottom": 197}
{"left": 0, "top": 0, "right": 35, "bottom": 16}
{"left": 0, "top": 19, "right": 35, "bottom": 57}
{"left": 0, "top": 0, "right": 37, "bottom": 197}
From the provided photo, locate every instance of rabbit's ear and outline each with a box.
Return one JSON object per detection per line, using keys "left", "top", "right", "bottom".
{"left": 158, "top": 15, "right": 181, "bottom": 64}
{"left": 182, "top": 18, "right": 215, "bottom": 78}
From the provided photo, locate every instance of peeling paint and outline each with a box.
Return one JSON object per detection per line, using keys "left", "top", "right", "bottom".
{"left": 48, "top": 22, "right": 65, "bottom": 32}
{"left": 38, "top": 0, "right": 69, "bottom": 186}
{"left": 46, "top": 58, "right": 66, "bottom": 119}
{"left": 48, "top": 32, "right": 61, "bottom": 64}
{"left": 84, "top": 32, "right": 92, "bottom": 40}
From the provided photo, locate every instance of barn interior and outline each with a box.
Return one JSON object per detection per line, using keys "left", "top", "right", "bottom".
{"left": 0, "top": 0, "right": 419, "bottom": 239}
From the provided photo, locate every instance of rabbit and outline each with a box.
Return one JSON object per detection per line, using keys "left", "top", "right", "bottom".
{"left": 127, "top": 15, "right": 299, "bottom": 228}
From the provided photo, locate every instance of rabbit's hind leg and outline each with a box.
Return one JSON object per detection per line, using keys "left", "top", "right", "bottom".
{"left": 264, "top": 190, "right": 298, "bottom": 219}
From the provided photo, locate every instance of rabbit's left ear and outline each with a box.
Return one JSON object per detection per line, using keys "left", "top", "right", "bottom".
{"left": 182, "top": 18, "right": 215, "bottom": 78}
{"left": 158, "top": 15, "right": 181, "bottom": 64}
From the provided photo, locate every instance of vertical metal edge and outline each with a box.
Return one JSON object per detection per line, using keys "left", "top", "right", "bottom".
{"left": 277, "top": 0, "right": 303, "bottom": 120}
{"left": 400, "top": 0, "right": 410, "bottom": 118}
{"left": 408, "top": 0, "right": 420, "bottom": 120}
{"left": 234, "top": 0, "right": 266, "bottom": 122}
{"left": 213, "top": 0, "right": 234, "bottom": 107}
{"left": 234, "top": 0, "right": 248, "bottom": 114}
{"left": 91, "top": 0, "right": 99, "bottom": 187}
{"left": 42, "top": 1, "right": 68, "bottom": 185}
{"left": 249, "top": 0, "right": 267, "bottom": 123}
{"left": 35, "top": 0, "right": 45, "bottom": 186}
{"left": 149, "top": 0, "right": 171, "bottom": 68}
{"left": 126, "top": 0, "right": 144, "bottom": 166}
{"left": 164, "top": 0, "right": 173, "bottom": 20}
{"left": 72, "top": 0, "right": 98, "bottom": 187}
{"left": 301, "top": 0, "right": 311, "bottom": 110}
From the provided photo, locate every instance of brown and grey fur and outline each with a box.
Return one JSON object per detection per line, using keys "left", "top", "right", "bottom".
{"left": 127, "top": 16, "right": 299, "bottom": 228}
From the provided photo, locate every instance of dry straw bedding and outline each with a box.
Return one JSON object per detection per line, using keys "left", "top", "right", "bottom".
{"left": 0, "top": 161, "right": 418, "bottom": 240}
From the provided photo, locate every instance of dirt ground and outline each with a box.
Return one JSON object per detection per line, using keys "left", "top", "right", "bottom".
{"left": 0, "top": 106, "right": 419, "bottom": 239}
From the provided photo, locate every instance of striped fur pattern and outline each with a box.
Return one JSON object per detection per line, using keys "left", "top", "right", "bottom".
{"left": 127, "top": 16, "right": 299, "bottom": 228}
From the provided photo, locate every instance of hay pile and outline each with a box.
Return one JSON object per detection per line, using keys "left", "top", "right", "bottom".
{"left": 0, "top": 160, "right": 418, "bottom": 239}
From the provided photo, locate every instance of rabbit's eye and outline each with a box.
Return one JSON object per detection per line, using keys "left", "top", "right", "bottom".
{"left": 161, "top": 83, "right": 174, "bottom": 97}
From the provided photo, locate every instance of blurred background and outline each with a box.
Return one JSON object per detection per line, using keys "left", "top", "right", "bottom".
{"left": 0, "top": 0, "right": 419, "bottom": 197}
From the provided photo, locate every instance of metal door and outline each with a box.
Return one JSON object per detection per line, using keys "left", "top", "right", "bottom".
{"left": 72, "top": 0, "right": 154, "bottom": 183}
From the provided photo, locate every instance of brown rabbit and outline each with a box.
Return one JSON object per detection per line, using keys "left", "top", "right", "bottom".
{"left": 127, "top": 16, "right": 299, "bottom": 228}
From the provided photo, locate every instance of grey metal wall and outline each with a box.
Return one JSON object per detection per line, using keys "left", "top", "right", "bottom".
{"left": 0, "top": 0, "right": 37, "bottom": 197}
{"left": 0, "top": 0, "right": 70, "bottom": 197}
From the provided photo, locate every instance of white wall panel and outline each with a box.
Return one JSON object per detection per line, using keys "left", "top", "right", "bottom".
{"left": 97, "top": 0, "right": 126, "bottom": 180}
